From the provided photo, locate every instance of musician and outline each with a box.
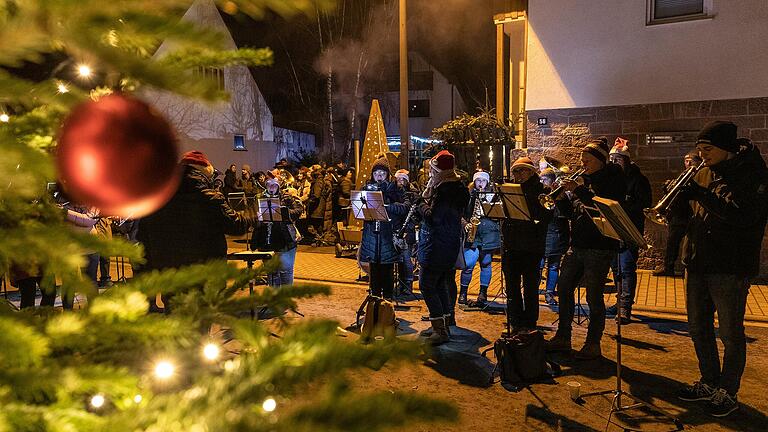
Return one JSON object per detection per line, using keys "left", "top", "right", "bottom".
{"left": 249, "top": 171, "right": 304, "bottom": 288}
{"left": 458, "top": 171, "right": 500, "bottom": 306}
{"left": 358, "top": 155, "right": 407, "bottom": 300}
{"left": 606, "top": 138, "right": 652, "bottom": 324}
{"left": 675, "top": 121, "right": 768, "bottom": 417}
{"left": 416, "top": 150, "right": 470, "bottom": 344}
{"left": 546, "top": 139, "right": 626, "bottom": 359}
{"left": 539, "top": 167, "right": 570, "bottom": 306}
{"left": 654, "top": 150, "right": 702, "bottom": 277}
{"left": 502, "top": 158, "right": 552, "bottom": 332}
{"left": 393, "top": 169, "right": 419, "bottom": 298}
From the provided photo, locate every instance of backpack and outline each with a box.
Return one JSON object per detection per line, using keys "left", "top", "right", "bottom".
{"left": 483, "top": 330, "right": 560, "bottom": 390}
{"left": 356, "top": 295, "right": 396, "bottom": 343}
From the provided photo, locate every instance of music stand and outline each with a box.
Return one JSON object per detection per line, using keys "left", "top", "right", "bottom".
{"left": 226, "top": 250, "right": 275, "bottom": 319}
{"left": 257, "top": 198, "right": 284, "bottom": 223}
{"left": 350, "top": 190, "right": 389, "bottom": 221}
{"left": 578, "top": 196, "right": 682, "bottom": 432}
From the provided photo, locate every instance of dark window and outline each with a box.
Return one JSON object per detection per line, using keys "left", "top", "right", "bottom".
{"left": 408, "top": 100, "right": 430, "bottom": 118}
{"left": 233, "top": 134, "right": 246, "bottom": 151}
{"left": 648, "top": 0, "right": 711, "bottom": 25}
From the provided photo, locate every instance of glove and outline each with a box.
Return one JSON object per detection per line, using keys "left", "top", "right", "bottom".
{"left": 677, "top": 181, "right": 707, "bottom": 201}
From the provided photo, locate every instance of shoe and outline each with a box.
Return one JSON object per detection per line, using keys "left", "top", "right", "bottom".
{"left": 426, "top": 317, "right": 450, "bottom": 345}
{"left": 545, "top": 293, "right": 558, "bottom": 306}
{"left": 444, "top": 313, "right": 456, "bottom": 327}
{"left": 458, "top": 292, "right": 468, "bottom": 305}
{"left": 545, "top": 334, "right": 572, "bottom": 352}
{"left": 653, "top": 268, "right": 676, "bottom": 277}
{"left": 708, "top": 388, "right": 738, "bottom": 418}
{"left": 476, "top": 285, "right": 488, "bottom": 305}
{"left": 677, "top": 381, "right": 716, "bottom": 402}
{"left": 616, "top": 315, "right": 631, "bottom": 325}
{"left": 574, "top": 342, "right": 602, "bottom": 360}
{"left": 98, "top": 280, "right": 114, "bottom": 288}
{"left": 605, "top": 304, "right": 618, "bottom": 316}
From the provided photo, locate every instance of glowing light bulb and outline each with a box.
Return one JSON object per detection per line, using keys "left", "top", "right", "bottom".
{"left": 0, "top": 114, "right": 9, "bottom": 122}
{"left": 57, "top": 82, "right": 69, "bottom": 93}
{"left": 262, "top": 397, "right": 277, "bottom": 412}
{"left": 133, "top": 394, "right": 143, "bottom": 403}
{"left": 154, "top": 360, "right": 175, "bottom": 379}
{"left": 77, "top": 64, "right": 92, "bottom": 78}
{"left": 203, "top": 343, "right": 220, "bottom": 361}
{"left": 90, "top": 394, "right": 105, "bottom": 408}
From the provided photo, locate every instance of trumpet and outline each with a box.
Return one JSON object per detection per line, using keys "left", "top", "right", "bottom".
{"left": 538, "top": 168, "right": 586, "bottom": 210}
{"left": 644, "top": 161, "right": 705, "bottom": 225}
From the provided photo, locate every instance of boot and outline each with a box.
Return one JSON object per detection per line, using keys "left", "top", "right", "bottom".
{"left": 574, "top": 342, "right": 602, "bottom": 360}
{"left": 427, "top": 317, "right": 450, "bottom": 345}
{"left": 443, "top": 314, "right": 455, "bottom": 334}
{"left": 476, "top": 285, "right": 488, "bottom": 305}
{"left": 545, "top": 332, "right": 572, "bottom": 352}
{"left": 458, "top": 285, "right": 469, "bottom": 305}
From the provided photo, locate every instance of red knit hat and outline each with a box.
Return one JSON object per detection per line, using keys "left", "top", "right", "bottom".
{"left": 180, "top": 150, "right": 211, "bottom": 167}
{"left": 430, "top": 150, "right": 455, "bottom": 171}
{"left": 610, "top": 137, "right": 631, "bottom": 158}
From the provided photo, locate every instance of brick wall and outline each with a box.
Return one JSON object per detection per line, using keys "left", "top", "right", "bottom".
{"left": 524, "top": 96, "right": 768, "bottom": 274}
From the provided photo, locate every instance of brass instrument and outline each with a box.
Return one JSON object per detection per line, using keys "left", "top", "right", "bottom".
{"left": 466, "top": 189, "right": 483, "bottom": 243}
{"left": 538, "top": 168, "right": 586, "bottom": 210}
{"left": 644, "top": 161, "right": 705, "bottom": 226}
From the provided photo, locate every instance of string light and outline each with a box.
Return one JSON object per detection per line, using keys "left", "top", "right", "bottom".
{"left": 154, "top": 360, "right": 175, "bottom": 380}
{"left": 90, "top": 394, "right": 105, "bottom": 408}
{"left": 133, "top": 394, "right": 143, "bottom": 404}
{"left": 0, "top": 113, "right": 9, "bottom": 123}
{"left": 202, "top": 343, "right": 220, "bottom": 361}
{"left": 262, "top": 397, "right": 277, "bottom": 412}
{"left": 77, "top": 64, "right": 93, "bottom": 78}
{"left": 56, "top": 82, "right": 70, "bottom": 94}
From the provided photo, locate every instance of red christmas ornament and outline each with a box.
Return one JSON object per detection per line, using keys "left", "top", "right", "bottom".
{"left": 56, "top": 94, "right": 181, "bottom": 218}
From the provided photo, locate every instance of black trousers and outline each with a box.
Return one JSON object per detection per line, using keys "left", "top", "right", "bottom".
{"left": 18, "top": 277, "right": 56, "bottom": 309}
{"left": 504, "top": 251, "right": 544, "bottom": 328}
{"left": 369, "top": 263, "right": 394, "bottom": 300}
{"left": 664, "top": 224, "right": 687, "bottom": 271}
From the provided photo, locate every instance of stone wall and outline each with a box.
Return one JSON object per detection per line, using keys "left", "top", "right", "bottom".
{"left": 524, "top": 96, "right": 768, "bottom": 273}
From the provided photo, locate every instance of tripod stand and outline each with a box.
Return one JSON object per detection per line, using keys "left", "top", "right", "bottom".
{"left": 578, "top": 197, "right": 682, "bottom": 432}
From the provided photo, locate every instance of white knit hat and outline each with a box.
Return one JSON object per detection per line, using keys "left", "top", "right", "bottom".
{"left": 472, "top": 171, "right": 490, "bottom": 183}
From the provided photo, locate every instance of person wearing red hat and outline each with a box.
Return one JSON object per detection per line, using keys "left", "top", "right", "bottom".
{"left": 673, "top": 121, "right": 768, "bottom": 417}
{"left": 137, "top": 150, "right": 252, "bottom": 312}
{"left": 501, "top": 157, "right": 552, "bottom": 332}
{"left": 606, "top": 137, "right": 652, "bottom": 324}
{"left": 546, "top": 139, "right": 626, "bottom": 359}
{"left": 416, "top": 150, "right": 470, "bottom": 344}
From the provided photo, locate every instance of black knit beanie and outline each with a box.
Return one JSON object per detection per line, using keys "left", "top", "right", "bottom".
{"left": 583, "top": 138, "right": 610, "bottom": 163}
{"left": 697, "top": 121, "right": 739, "bottom": 153}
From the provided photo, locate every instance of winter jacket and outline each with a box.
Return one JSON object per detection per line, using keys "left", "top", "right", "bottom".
{"left": 223, "top": 170, "right": 242, "bottom": 196}
{"left": 682, "top": 146, "right": 768, "bottom": 277}
{"left": 544, "top": 198, "right": 570, "bottom": 256}
{"left": 557, "top": 163, "right": 626, "bottom": 251}
{"left": 137, "top": 165, "right": 249, "bottom": 270}
{"left": 417, "top": 180, "right": 470, "bottom": 270}
{"left": 358, "top": 180, "right": 408, "bottom": 264}
{"left": 621, "top": 162, "right": 652, "bottom": 234}
{"left": 664, "top": 173, "right": 693, "bottom": 226}
{"left": 464, "top": 186, "right": 501, "bottom": 251}
{"left": 392, "top": 183, "right": 420, "bottom": 245}
{"left": 308, "top": 176, "right": 331, "bottom": 219}
{"left": 502, "top": 175, "right": 553, "bottom": 254}
{"left": 250, "top": 192, "right": 304, "bottom": 252}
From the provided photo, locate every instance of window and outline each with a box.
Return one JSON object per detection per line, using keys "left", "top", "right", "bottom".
{"left": 233, "top": 134, "right": 246, "bottom": 151}
{"left": 408, "top": 100, "right": 430, "bottom": 118}
{"left": 647, "top": 0, "right": 712, "bottom": 25}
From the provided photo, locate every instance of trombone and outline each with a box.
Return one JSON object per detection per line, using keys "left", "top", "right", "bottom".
{"left": 538, "top": 168, "right": 586, "bottom": 210}
{"left": 644, "top": 161, "right": 705, "bottom": 225}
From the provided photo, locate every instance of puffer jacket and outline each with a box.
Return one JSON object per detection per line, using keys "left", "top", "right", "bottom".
{"left": 417, "top": 180, "right": 470, "bottom": 270}
{"left": 250, "top": 192, "right": 304, "bottom": 252}
{"left": 358, "top": 180, "right": 407, "bottom": 264}
{"left": 502, "top": 175, "right": 553, "bottom": 254}
{"left": 137, "top": 165, "right": 249, "bottom": 270}
{"left": 464, "top": 186, "right": 501, "bottom": 250}
{"left": 682, "top": 145, "right": 768, "bottom": 277}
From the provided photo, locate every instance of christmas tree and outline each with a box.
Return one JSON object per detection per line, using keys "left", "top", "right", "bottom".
{"left": 0, "top": 1, "right": 455, "bottom": 430}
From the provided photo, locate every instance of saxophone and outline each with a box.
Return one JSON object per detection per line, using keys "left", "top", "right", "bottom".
{"left": 465, "top": 189, "right": 482, "bottom": 244}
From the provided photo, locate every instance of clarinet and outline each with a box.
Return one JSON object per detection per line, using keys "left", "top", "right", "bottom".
{"left": 394, "top": 193, "right": 421, "bottom": 252}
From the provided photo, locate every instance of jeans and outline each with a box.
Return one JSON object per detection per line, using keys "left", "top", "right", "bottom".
{"left": 397, "top": 246, "right": 414, "bottom": 294}
{"left": 459, "top": 247, "right": 493, "bottom": 288}
{"left": 268, "top": 247, "right": 297, "bottom": 288}
{"left": 369, "top": 262, "right": 394, "bottom": 299}
{"left": 664, "top": 224, "right": 686, "bottom": 272}
{"left": 686, "top": 272, "right": 749, "bottom": 395}
{"left": 539, "top": 254, "right": 562, "bottom": 295}
{"left": 420, "top": 265, "right": 454, "bottom": 318}
{"left": 556, "top": 247, "right": 614, "bottom": 343}
{"left": 610, "top": 246, "right": 639, "bottom": 311}
{"left": 504, "top": 251, "right": 544, "bottom": 328}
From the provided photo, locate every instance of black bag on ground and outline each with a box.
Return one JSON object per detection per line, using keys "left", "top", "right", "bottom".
{"left": 492, "top": 330, "right": 550, "bottom": 385}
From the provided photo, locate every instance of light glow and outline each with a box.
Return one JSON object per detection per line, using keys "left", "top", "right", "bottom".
{"left": 90, "top": 394, "right": 105, "bottom": 408}
{"left": 0, "top": 114, "right": 9, "bottom": 123}
{"left": 154, "top": 360, "right": 175, "bottom": 380}
{"left": 202, "top": 343, "right": 220, "bottom": 361}
{"left": 77, "top": 64, "right": 93, "bottom": 78}
{"left": 133, "top": 394, "right": 142, "bottom": 404}
{"left": 57, "top": 82, "right": 70, "bottom": 94}
{"left": 262, "top": 397, "right": 277, "bottom": 412}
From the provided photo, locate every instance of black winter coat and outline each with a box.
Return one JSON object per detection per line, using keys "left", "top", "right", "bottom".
{"left": 557, "top": 163, "right": 626, "bottom": 251}
{"left": 392, "top": 183, "right": 420, "bottom": 245}
{"left": 502, "top": 175, "right": 553, "bottom": 254}
{"left": 417, "top": 181, "right": 470, "bottom": 269}
{"left": 250, "top": 193, "right": 304, "bottom": 252}
{"left": 359, "top": 180, "right": 408, "bottom": 264}
{"left": 137, "top": 166, "right": 249, "bottom": 270}
{"left": 621, "top": 163, "right": 652, "bottom": 234}
{"left": 683, "top": 146, "right": 768, "bottom": 277}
